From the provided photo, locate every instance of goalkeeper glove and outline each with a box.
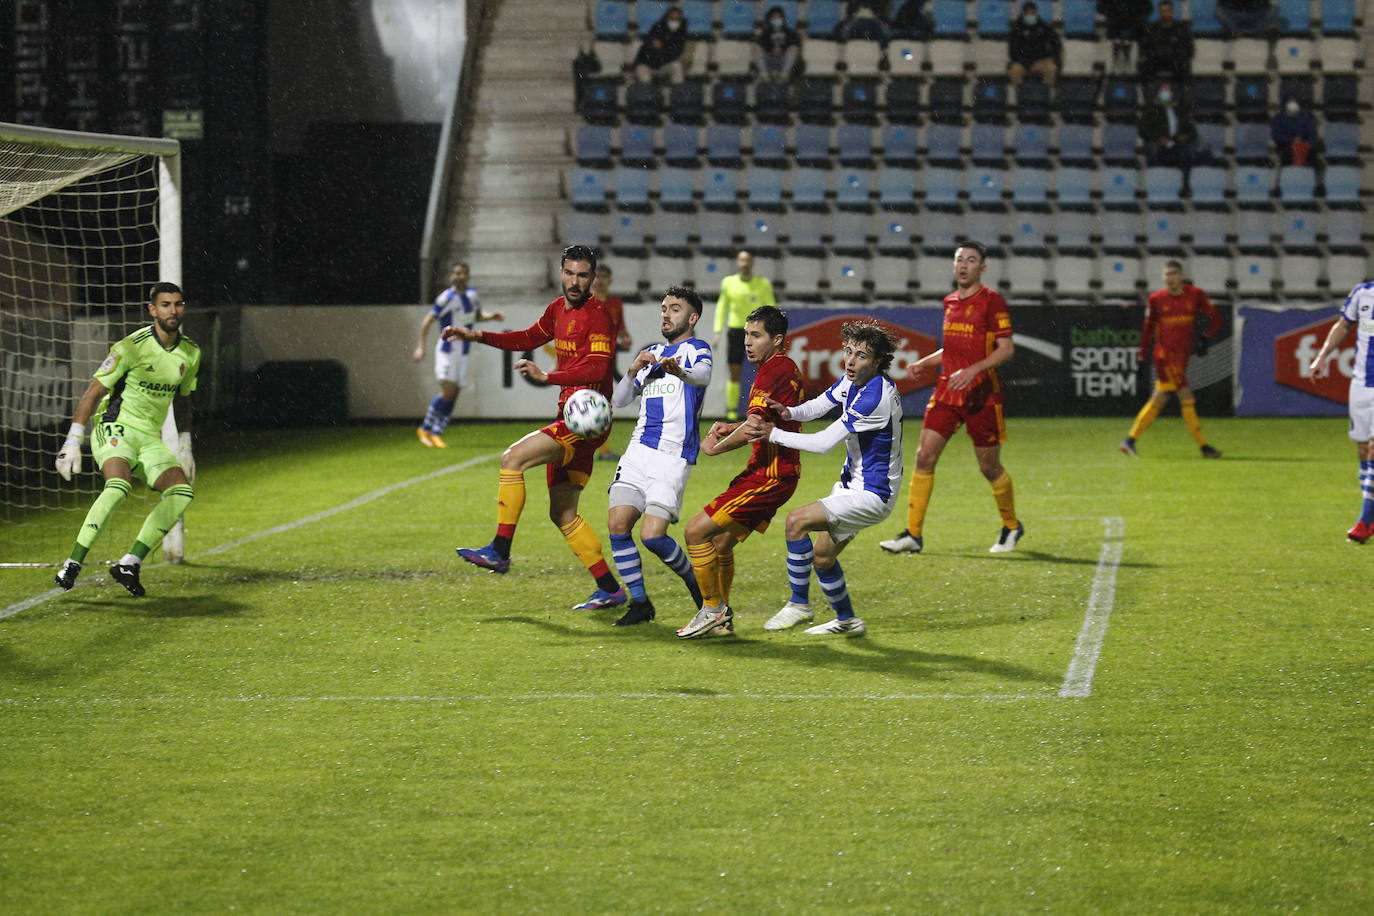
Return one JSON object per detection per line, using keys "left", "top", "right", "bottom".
{"left": 55, "top": 422, "right": 85, "bottom": 481}
{"left": 177, "top": 431, "right": 195, "bottom": 484}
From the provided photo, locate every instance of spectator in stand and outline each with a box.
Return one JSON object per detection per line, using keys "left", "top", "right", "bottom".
{"left": 891, "top": 0, "right": 932, "bottom": 38}
{"left": 1215, "top": 0, "right": 1277, "bottom": 37}
{"left": 1138, "top": 1, "right": 1194, "bottom": 86}
{"left": 839, "top": 0, "right": 893, "bottom": 43}
{"left": 1098, "top": 1, "right": 1152, "bottom": 70}
{"left": 633, "top": 5, "right": 691, "bottom": 83}
{"left": 1271, "top": 96, "right": 1318, "bottom": 166}
{"left": 1007, "top": 2, "right": 1061, "bottom": 87}
{"left": 754, "top": 5, "right": 801, "bottom": 82}
{"left": 1140, "top": 81, "right": 1202, "bottom": 171}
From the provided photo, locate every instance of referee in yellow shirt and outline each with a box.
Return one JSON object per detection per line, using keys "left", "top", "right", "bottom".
{"left": 712, "top": 249, "right": 778, "bottom": 420}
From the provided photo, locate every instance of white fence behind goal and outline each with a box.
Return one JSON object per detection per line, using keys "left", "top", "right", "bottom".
{"left": 0, "top": 123, "right": 183, "bottom": 568}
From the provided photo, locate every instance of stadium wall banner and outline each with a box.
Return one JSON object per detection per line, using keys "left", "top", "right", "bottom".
{"left": 1236, "top": 304, "right": 1348, "bottom": 417}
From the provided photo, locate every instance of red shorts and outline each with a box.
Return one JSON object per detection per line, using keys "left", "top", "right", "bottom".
{"left": 540, "top": 419, "right": 610, "bottom": 489}
{"left": 923, "top": 398, "right": 1007, "bottom": 448}
{"left": 1153, "top": 358, "right": 1189, "bottom": 392}
{"left": 703, "top": 467, "right": 799, "bottom": 540}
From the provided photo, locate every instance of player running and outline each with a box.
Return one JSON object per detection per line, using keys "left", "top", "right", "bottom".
{"left": 52, "top": 282, "right": 200, "bottom": 597}
{"left": 675, "top": 305, "right": 804, "bottom": 639}
{"left": 604, "top": 286, "right": 713, "bottom": 626}
{"left": 1119, "top": 260, "right": 1224, "bottom": 459}
{"left": 443, "top": 245, "right": 625, "bottom": 611}
{"left": 412, "top": 261, "right": 503, "bottom": 448}
{"left": 1306, "top": 279, "right": 1374, "bottom": 543}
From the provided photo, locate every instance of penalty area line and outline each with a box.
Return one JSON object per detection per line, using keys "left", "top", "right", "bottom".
{"left": 1, "top": 691, "right": 1061, "bottom": 706}
{"left": 0, "top": 452, "right": 499, "bottom": 621}
{"left": 1058, "top": 516, "right": 1125, "bottom": 698}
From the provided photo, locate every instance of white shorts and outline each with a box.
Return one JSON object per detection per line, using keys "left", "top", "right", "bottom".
{"left": 608, "top": 441, "right": 692, "bottom": 522}
{"left": 1350, "top": 382, "right": 1374, "bottom": 442}
{"left": 819, "top": 482, "right": 896, "bottom": 546}
{"left": 435, "top": 345, "right": 470, "bottom": 386}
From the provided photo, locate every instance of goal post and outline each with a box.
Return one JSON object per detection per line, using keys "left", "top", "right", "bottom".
{"left": 0, "top": 122, "right": 185, "bottom": 567}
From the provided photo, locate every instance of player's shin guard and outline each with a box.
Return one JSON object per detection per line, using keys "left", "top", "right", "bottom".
{"left": 642, "top": 534, "right": 702, "bottom": 606}
{"left": 70, "top": 477, "right": 132, "bottom": 563}
{"left": 905, "top": 469, "right": 934, "bottom": 538}
{"left": 815, "top": 561, "right": 855, "bottom": 620}
{"left": 786, "top": 537, "right": 814, "bottom": 604}
{"left": 990, "top": 471, "right": 1018, "bottom": 529}
{"left": 1128, "top": 396, "right": 1162, "bottom": 440}
{"left": 130, "top": 483, "right": 194, "bottom": 560}
{"left": 1180, "top": 397, "right": 1207, "bottom": 446}
{"left": 560, "top": 516, "right": 617, "bottom": 590}
{"left": 1360, "top": 459, "right": 1374, "bottom": 523}
{"left": 493, "top": 470, "right": 525, "bottom": 556}
{"left": 426, "top": 396, "right": 456, "bottom": 435}
{"left": 687, "top": 541, "right": 721, "bottom": 608}
{"left": 609, "top": 533, "right": 647, "bottom": 601}
{"left": 717, "top": 550, "right": 735, "bottom": 605}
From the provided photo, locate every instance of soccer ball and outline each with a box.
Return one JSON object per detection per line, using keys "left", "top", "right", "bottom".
{"left": 563, "top": 388, "right": 611, "bottom": 439}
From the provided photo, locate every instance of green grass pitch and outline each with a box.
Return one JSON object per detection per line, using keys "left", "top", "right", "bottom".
{"left": 2, "top": 416, "right": 1371, "bottom": 912}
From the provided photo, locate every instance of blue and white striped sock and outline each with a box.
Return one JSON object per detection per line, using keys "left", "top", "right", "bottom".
{"left": 1359, "top": 459, "right": 1374, "bottom": 524}
{"left": 816, "top": 561, "right": 854, "bottom": 620}
{"left": 786, "top": 537, "right": 814, "bottom": 604}
{"left": 642, "top": 534, "right": 701, "bottom": 606}
{"left": 429, "top": 396, "right": 456, "bottom": 434}
{"left": 609, "top": 533, "right": 647, "bottom": 601}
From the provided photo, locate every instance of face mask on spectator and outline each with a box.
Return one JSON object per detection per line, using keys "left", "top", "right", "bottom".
{"left": 1023, "top": 13, "right": 1038, "bottom": 24}
{"left": 770, "top": 16, "right": 784, "bottom": 27}
{"left": 1158, "top": 89, "right": 1173, "bottom": 104}
{"left": 1285, "top": 100, "right": 1301, "bottom": 116}
{"left": 668, "top": 18, "right": 682, "bottom": 30}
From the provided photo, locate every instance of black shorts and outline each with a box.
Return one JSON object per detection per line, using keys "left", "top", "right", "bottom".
{"left": 727, "top": 327, "right": 746, "bottom": 365}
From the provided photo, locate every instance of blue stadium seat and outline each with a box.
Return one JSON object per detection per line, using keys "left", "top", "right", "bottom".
{"left": 1233, "top": 76, "right": 1270, "bottom": 122}
{"left": 970, "top": 123, "right": 1007, "bottom": 164}
{"left": 1278, "top": 166, "right": 1317, "bottom": 205}
{"left": 782, "top": 210, "right": 825, "bottom": 253}
{"left": 925, "top": 123, "right": 963, "bottom": 164}
{"left": 580, "top": 77, "right": 621, "bottom": 124}
{"left": 1101, "top": 167, "right": 1139, "bottom": 208}
{"left": 807, "top": 0, "right": 844, "bottom": 37}
{"left": 698, "top": 210, "right": 739, "bottom": 253}
{"left": 1326, "top": 208, "right": 1363, "bottom": 249}
{"left": 702, "top": 168, "right": 741, "bottom": 208}
{"left": 663, "top": 124, "right": 699, "bottom": 166}
{"left": 1191, "top": 0, "right": 1222, "bottom": 37}
{"left": 1321, "top": 0, "right": 1355, "bottom": 35}
{"left": 772, "top": 1, "right": 801, "bottom": 28}
{"left": 1195, "top": 122, "right": 1227, "bottom": 161}
{"left": 752, "top": 124, "right": 788, "bottom": 165}
{"left": 1189, "top": 168, "right": 1228, "bottom": 208}
{"left": 972, "top": 77, "right": 1009, "bottom": 124}
{"left": 922, "top": 167, "right": 962, "bottom": 209}
{"left": 712, "top": 79, "right": 750, "bottom": 123}
{"left": 1276, "top": 0, "right": 1312, "bottom": 35}
{"left": 560, "top": 209, "right": 606, "bottom": 247}
{"left": 1102, "top": 123, "right": 1138, "bottom": 165}
{"left": 843, "top": 79, "right": 880, "bottom": 123}
{"left": 668, "top": 80, "right": 705, "bottom": 123}
{"left": 1009, "top": 211, "right": 1048, "bottom": 251}
{"left": 1324, "top": 165, "right": 1362, "bottom": 205}
{"left": 798, "top": 78, "right": 835, "bottom": 123}
{"left": 1234, "top": 165, "right": 1273, "bottom": 206}
{"left": 619, "top": 124, "right": 656, "bottom": 166}
{"left": 967, "top": 167, "right": 1005, "bottom": 209}
{"left": 792, "top": 168, "right": 831, "bottom": 208}
{"left": 571, "top": 168, "right": 611, "bottom": 209}
{"left": 1057, "top": 78, "right": 1099, "bottom": 123}
{"left": 1144, "top": 209, "right": 1184, "bottom": 252}
{"left": 1052, "top": 209, "right": 1094, "bottom": 251}
{"left": 1057, "top": 123, "right": 1094, "bottom": 165}
{"left": 1102, "top": 78, "right": 1140, "bottom": 123}
{"left": 881, "top": 123, "right": 919, "bottom": 166}
{"left": 1016, "top": 82, "right": 1052, "bottom": 124}
{"left": 838, "top": 123, "right": 875, "bottom": 165}
{"left": 927, "top": 77, "right": 964, "bottom": 124}
{"left": 746, "top": 166, "right": 786, "bottom": 209}
{"left": 1235, "top": 208, "right": 1273, "bottom": 250}
{"left": 1145, "top": 167, "right": 1184, "bottom": 206}
{"left": 1009, "top": 167, "right": 1050, "bottom": 208}
{"left": 650, "top": 211, "right": 691, "bottom": 251}
{"left": 1100, "top": 209, "right": 1139, "bottom": 252}
{"left": 976, "top": 0, "right": 1013, "bottom": 37}
{"left": 1056, "top": 167, "right": 1094, "bottom": 209}
{"left": 1279, "top": 207, "right": 1320, "bottom": 249}
{"left": 795, "top": 124, "right": 832, "bottom": 165}
{"left": 831, "top": 210, "right": 871, "bottom": 254}
{"left": 659, "top": 167, "right": 697, "bottom": 208}
{"left": 721, "top": 0, "right": 757, "bottom": 38}
{"left": 610, "top": 211, "right": 650, "bottom": 254}
{"left": 1012, "top": 124, "right": 1051, "bottom": 165}
{"left": 931, "top": 0, "right": 968, "bottom": 37}
{"left": 706, "top": 125, "right": 744, "bottom": 166}
{"left": 1233, "top": 122, "right": 1272, "bottom": 165}
{"left": 614, "top": 165, "right": 652, "bottom": 209}
{"left": 1324, "top": 122, "right": 1360, "bottom": 163}
{"left": 636, "top": 1, "right": 672, "bottom": 36}
{"left": 874, "top": 211, "right": 914, "bottom": 250}
{"left": 742, "top": 213, "right": 781, "bottom": 255}
{"left": 886, "top": 78, "right": 923, "bottom": 124}
{"left": 575, "top": 125, "right": 613, "bottom": 167}
{"left": 679, "top": 0, "right": 715, "bottom": 38}
{"left": 1189, "top": 208, "right": 1230, "bottom": 252}
{"left": 836, "top": 168, "right": 873, "bottom": 209}
{"left": 755, "top": 82, "right": 793, "bottom": 124}
{"left": 877, "top": 167, "right": 918, "bottom": 209}
{"left": 625, "top": 82, "right": 662, "bottom": 124}
{"left": 594, "top": 1, "right": 631, "bottom": 40}
{"left": 1061, "top": 0, "right": 1098, "bottom": 38}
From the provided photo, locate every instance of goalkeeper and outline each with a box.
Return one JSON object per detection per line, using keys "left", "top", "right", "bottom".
{"left": 52, "top": 282, "right": 200, "bottom": 597}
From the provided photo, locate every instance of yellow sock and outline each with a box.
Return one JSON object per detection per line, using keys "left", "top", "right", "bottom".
{"left": 717, "top": 551, "right": 735, "bottom": 605}
{"left": 725, "top": 379, "right": 740, "bottom": 417}
{"left": 905, "top": 469, "right": 934, "bottom": 537}
{"left": 1128, "top": 398, "right": 1162, "bottom": 440}
{"left": 559, "top": 515, "right": 610, "bottom": 574}
{"left": 497, "top": 470, "right": 526, "bottom": 528}
{"left": 990, "top": 470, "right": 1018, "bottom": 528}
{"left": 687, "top": 542, "right": 720, "bottom": 607}
{"left": 1180, "top": 398, "right": 1206, "bottom": 446}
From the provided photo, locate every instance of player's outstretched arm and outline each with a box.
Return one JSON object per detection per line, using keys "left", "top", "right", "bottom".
{"left": 767, "top": 419, "right": 849, "bottom": 455}
{"left": 55, "top": 379, "right": 108, "bottom": 480}
{"left": 702, "top": 420, "right": 748, "bottom": 456}
{"left": 413, "top": 312, "right": 436, "bottom": 361}
{"left": 1309, "top": 318, "right": 1354, "bottom": 377}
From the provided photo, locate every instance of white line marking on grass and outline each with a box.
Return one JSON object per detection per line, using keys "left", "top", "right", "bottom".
{"left": 2, "top": 691, "right": 1059, "bottom": 706}
{"left": 0, "top": 453, "right": 498, "bottom": 621}
{"left": 1058, "top": 516, "right": 1125, "bottom": 698}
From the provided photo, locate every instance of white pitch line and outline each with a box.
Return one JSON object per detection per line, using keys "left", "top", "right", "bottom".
{"left": 0, "top": 452, "right": 498, "bottom": 621}
{"left": 1058, "top": 516, "right": 1126, "bottom": 698}
{"left": 1, "top": 691, "right": 1059, "bottom": 705}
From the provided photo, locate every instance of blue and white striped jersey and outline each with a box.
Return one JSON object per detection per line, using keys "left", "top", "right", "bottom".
{"left": 820, "top": 374, "right": 905, "bottom": 502}
{"left": 1339, "top": 281, "right": 1374, "bottom": 388}
{"left": 432, "top": 285, "right": 480, "bottom": 355}
{"left": 627, "top": 338, "right": 713, "bottom": 463}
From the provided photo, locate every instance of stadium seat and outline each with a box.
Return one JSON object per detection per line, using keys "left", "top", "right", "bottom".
{"left": 692, "top": 252, "right": 730, "bottom": 293}
{"left": 970, "top": 123, "right": 1007, "bottom": 164}
{"left": 831, "top": 210, "right": 872, "bottom": 255}
{"left": 575, "top": 125, "right": 613, "bottom": 167}
{"left": 1190, "top": 77, "right": 1228, "bottom": 123}
{"left": 1279, "top": 207, "right": 1320, "bottom": 249}
{"left": 976, "top": 0, "right": 1013, "bottom": 37}
{"left": 885, "top": 78, "right": 922, "bottom": 123}
{"left": 837, "top": 123, "right": 875, "bottom": 166}
{"left": 1145, "top": 167, "right": 1184, "bottom": 207}
{"left": 746, "top": 166, "right": 786, "bottom": 210}
{"left": 668, "top": 80, "right": 704, "bottom": 123}
{"left": 877, "top": 167, "right": 918, "bottom": 209}
{"left": 872, "top": 255, "right": 914, "bottom": 297}
{"left": 706, "top": 125, "right": 744, "bottom": 166}
{"left": 1009, "top": 210, "right": 1049, "bottom": 251}
{"left": 1055, "top": 167, "right": 1094, "bottom": 210}
{"left": 1101, "top": 166, "right": 1139, "bottom": 208}
{"left": 712, "top": 79, "right": 750, "bottom": 123}
{"left": 1234, "top": 165, "right": 1273, "bottom": 207}
{"left": 927, "top": 39, "right": 967, "bottom": 75}
{"left": 1144, "top": 209, "right": 1184, "bottom": 252}
{"left": 698, "top": 209, "right": 739, "bottom": 254}
{"left": 679, "top": 0, "right": 713, "bottom": 37}
{"left": 625, "top": 82, "right": 662, "bottom": 124}
{"left": 702, "top": 168, "right": 740, "bottom": 209}
{"left": 798, "top": 78, "right": 835, "bottom": 123}
{"left": 1101, "top": 124, "right": 1139, "bottom": 165}
{"left": 619, "top": 124, "right": 656, "bottom": 166}
{"left": 925, "top": 122, "right": 963, "bottom": 164}
{"left": 1233, "top": 121, "right": 1272, "bottom": 165}
{"left": 1235, "top": 253, "right": 1277, "bottom": 294}
{"left": 771, "top": 0, "right": 800, "bottom": 27}
{"left": 1016, "top": 82, "right": 1051, "bottom": 124}
{"left": 1235, "top": 208, "right": 1273, "bottom": 250}
{"left": 1275, "top": 37, "right": 1314, "bottom": 73}
{"left": 845, "top": 42, "right": 886, "bottom": 78}
{"left": 1103, "top": 78, "right": 1139, "bottom": 123}
{"left": 873, "top": 210, "right": 914, "bottom": 251}
{"left": 1052, "top": 209, "right": 1094, "bottom": 251}
{"left": 931, "top": 0, "right": 968, "bottom": 37}
{"left": 610, "top": 211, "right": 650, "bottom": 254}
{"left": 972, "top": 77, "right": 1009, "bottom": 124}
{"left": 1051, "top": 254, "right": 1096, "bottom": 296}
{"left": 1056, "top": 123, "right": 1094, "bottom": 165}
{"left": 842, "top": 78, "right": 881, "bottom": 123}
{"left": 928, "top": 78, "right": 964, "bottom": 124}
{"left": 663, "top": 124, "right": 699, "bottom": 166}
{"left": 835, "top": 168, "right": 873, "bottom": 210}
{"left": 967, "top": 167, "right": 1005, "bottom": 209}
{"left": 791, "top": 168, "right": 831, "bottom": 208}
{"left": 1233, "top": 76, "right": 1270, "bottom": 122}
{"left": 720, "top": 0, "right": 757, "bottom": 38}
{"left": 1232, "top": 37, "right": 1270, "bottom": 73}
{"left": 807, "top": 0, "right": 845, "bottom": 37}
{"left": 1279, "top": 74, "right": 1315, "bottom": 109}
{"left": 1324, "top": 165, "right": 1363, "bottom": 206}
{"left": 1189, "top": 167, "right": 1228, "bottom": 208}
{"left": 658, "top": 167, "right": 696, "bottom": 208}
{"left": 1326, "top": 208, "right": 1364, "bottom": 249}
{"left": 1191, "top": 0, "right": 1222, "bottom": 37}
{"left": 1012, "top": 124, "right": 1051, "bottom": 165}
{"left": 741, "top": 212, "right": 782, "bottom": 255}
{"left": 646, "top": 251, "right": 692, "bottom": 288}
{"left": 579, "top": 77, "right": 621, "bottom": 124}
{"left": 1322, "top": 0, "right": 1356, "bottom": 35}
{"left": 1061, "top": 0, "right": 1097, "bottom": 38}
{"left": 886, "top": 42, "right": 925, "bottom": 78}
{"left": 570, "top": 168, "right": 611, "bottom": 209}
{"left": 1100, "top": 255, "right": 1143, "bottom": 294}
{"left": 1278, "top": 166, "right": 1317, "bottom": 205}
{"left": 1099, "top": 208, "right": 1139, "bottom": 252}
{"left": 1189, "top": 255, "right": 1233, "bottom": 292}
{"left": 1194, "top": 122, "right": 1227, "bottom": 161}
{"left": 1280, "top": 252, "right": 1323, "bottom": 295}
{"left": 780, "top": 253, "right": 824, "bottom": 298}
{"left": 1009, "top": 167, "right": 1050, "bottom": 209}
{"left": 794, "top": 124, "right": 831, "bottom": 165}
{"left": 881, "top": 123, "right": 919, "bottom": 166}
{"left": 649, "top": 205, "right": 691, "bottom": 250}
{"left": 923, "top": 167, "right": 963, "bottom": 209}
{"left": 802, "top": 38, "right": 843, "bottom": 76}
{"left": 636, "top": 1, "right": 671, "bottom": 35}
{"left": 713, "top": 39, "right": 754, "bottom": 77}
{"left": 751, "top": 124, "right": 787, "bottom": 166}
{"left": 1189, "top": 208, "right": 1230, "bottom": 252}
{"left": 915, "top": 255, "right": 956, "bottom": 298}
{"left": 594, "top": 1, "right": 631, "bottom": 40}
{"left": 613, "top": 165, "right": 652, "bottom": 210}
{"left": 1322, "top": 75, "right": 1360, "bottom": 121}
{"left": 827, "top": 256, "right": 869, "bottom": 297}
{"left": 1058, "top": 38, "right": 1102, "bottom": 76}
{"left": 1329, "top": 252, "right": 1368, "bottom": 293}
{"left": 961, "top": 208, "right": 1006, "bottom": 251}
{"left": 1276, "top": 0, "right": 1312, "bottom": 35}
{"left": 1057, "top": 78, "right": 1099, "bottom": 124}
{"left": 594, "top": 40, "right": 629, "bottom": 75}
{"left": 755, "top": 81, "right": 793, "bottom": 124}
{"left": 559, "top": 209, "right": 607, "bottom": 247}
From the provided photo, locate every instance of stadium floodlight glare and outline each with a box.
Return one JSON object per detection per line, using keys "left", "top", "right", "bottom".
{"left": 0, "top": 122, "right": 184, "bottom": 567}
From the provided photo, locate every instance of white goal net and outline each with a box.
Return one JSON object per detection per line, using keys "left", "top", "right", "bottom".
{"left": 0, "top": 123, "right": 183, "bottom": 568}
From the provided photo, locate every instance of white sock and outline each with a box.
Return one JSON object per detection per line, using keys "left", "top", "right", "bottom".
{"left": 119, "top": 554, "right": 141, "bottom": 567}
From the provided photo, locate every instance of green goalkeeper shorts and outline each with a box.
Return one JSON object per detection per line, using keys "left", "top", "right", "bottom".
{"left": 91, "top": 421, "right": 181, "bottom": 487}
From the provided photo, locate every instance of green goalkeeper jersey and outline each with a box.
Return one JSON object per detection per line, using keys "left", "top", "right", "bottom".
{"left": 92, "top": 325, "right": 201, "bottom": 434}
